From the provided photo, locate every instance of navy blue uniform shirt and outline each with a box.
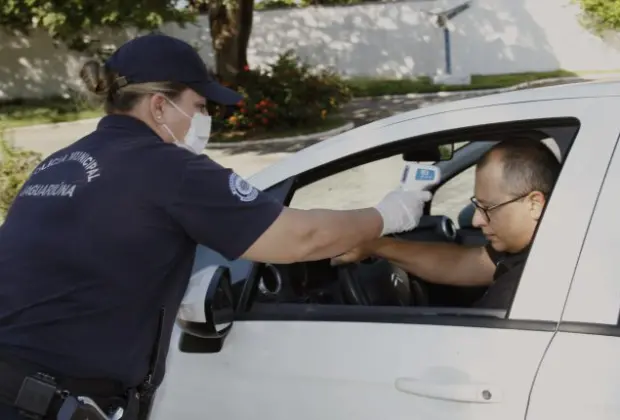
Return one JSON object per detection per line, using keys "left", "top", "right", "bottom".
{"left": 0, "top": 115, "right": 283, "bottom": 387}
{"left": 473, "top": 244, "right": 531, "bottom": 310}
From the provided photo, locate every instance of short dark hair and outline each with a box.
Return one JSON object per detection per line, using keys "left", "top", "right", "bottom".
{"left": 477, "top": 138, "right": 561, "bottom": 198}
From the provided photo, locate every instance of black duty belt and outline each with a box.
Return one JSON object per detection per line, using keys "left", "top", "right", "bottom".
{"left": 0, "top": 357, "right": 131, "bottom": 419}
{"left": 0, "top": 307, "right": 166, "bottom": 419}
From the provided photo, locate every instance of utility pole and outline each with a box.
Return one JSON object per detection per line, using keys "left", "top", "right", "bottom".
{"left": 426, "top": 1, "right": 472, "bottom": 85}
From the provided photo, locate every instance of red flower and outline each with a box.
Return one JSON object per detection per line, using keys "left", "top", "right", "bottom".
{"left": 243, "top": 65, "right": 250, "bottom": 71}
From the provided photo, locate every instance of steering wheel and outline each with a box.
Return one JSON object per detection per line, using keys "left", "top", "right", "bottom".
{"left": 338, "top": 259, "right": 429, "bottom": 306}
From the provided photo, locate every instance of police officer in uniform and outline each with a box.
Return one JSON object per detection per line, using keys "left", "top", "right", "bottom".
{"left": 0, "top": 33, "right": 431, "bottom": 419}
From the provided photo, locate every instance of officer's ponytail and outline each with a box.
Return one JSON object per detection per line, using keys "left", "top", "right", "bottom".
{"left": 79, "top": 59, "right": 186, "bottom": 114}
{"left": 79, "top": 60, "right": 115, "bottom": 96}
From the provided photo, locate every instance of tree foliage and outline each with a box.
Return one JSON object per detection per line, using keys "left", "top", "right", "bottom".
{"left": 0, "top": 0, "right": 253, "bottom": 83}
{"left": 0, "top": 136, "right": 42, "bottom": 220}
{"left": 0, "top": 0, "right": 196, "bottom": 52}
{"left": 577, "top": 0, "right": 620, "bottom": 33}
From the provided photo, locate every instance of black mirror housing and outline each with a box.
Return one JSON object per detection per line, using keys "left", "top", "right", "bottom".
{"left": 177, "top": 265, "right": 236, "bottom": 353}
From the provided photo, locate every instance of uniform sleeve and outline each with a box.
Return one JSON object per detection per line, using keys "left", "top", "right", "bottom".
{"left": 484, "top": 243, "right": 502, "bottom": 266}
{"left": 167, "top": 156, "right": 284, "bottom": 260}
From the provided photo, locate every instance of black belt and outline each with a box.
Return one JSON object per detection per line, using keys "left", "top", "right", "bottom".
{"left": 0, "top": 357, "right": 130, "bottom": 419}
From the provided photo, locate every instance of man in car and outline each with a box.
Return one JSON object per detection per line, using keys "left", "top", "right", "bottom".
{"left": 331, "top": 138, "right": 561, "bottom": 310}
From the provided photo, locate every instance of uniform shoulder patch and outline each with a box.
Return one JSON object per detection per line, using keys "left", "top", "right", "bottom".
{"left": 228, "top": 172, "right": 259, "bottom": 202}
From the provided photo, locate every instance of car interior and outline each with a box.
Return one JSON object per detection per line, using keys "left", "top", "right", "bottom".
{"left": 243, "top": 121, "right": 576, "bottom": 312}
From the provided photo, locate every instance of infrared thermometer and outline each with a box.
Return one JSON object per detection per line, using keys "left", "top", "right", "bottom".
{"left": 399, "top": 162, "right": 441, "bottom": 191}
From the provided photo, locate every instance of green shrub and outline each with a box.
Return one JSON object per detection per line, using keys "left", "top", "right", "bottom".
{"left": 576, "top": 0, "right": 620, "bottom": 33}
{"left": 216, "top": 50, "right": 351, "bottom": 135}
{"left": 0, "top": 136, "right": 42, "bottom": 219}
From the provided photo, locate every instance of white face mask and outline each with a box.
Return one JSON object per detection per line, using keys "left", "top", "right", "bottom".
{"left": 161, "top": 99, "right": 212, "bottom": 154}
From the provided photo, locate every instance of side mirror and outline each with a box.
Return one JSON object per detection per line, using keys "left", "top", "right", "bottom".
{"left": 439, "top": 143, "right": 455, "bottom": 161}
{"left": 177, "top": 265, "right": 235, "bottom": 353}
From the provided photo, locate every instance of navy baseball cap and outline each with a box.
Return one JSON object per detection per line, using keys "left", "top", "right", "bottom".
{"left": 105, "top": 33, "right": 243, "bottom": 106}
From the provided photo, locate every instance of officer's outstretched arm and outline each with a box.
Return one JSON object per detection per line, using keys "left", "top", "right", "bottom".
{"left": 240, "top": 207, "right": 383, "bottom": 263}
{"left": 241, "top": 187, "right": 432, "bottom": 264}
{"left": 168, "top": 159, "right": 431, "bottom": 264}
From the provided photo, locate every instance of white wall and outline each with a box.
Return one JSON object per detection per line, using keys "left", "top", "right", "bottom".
{"left": 0, "top": 29, "right": 138, "bottom": 100}
{"left": 2, "top": 0, "right": 620, "bottom": 100}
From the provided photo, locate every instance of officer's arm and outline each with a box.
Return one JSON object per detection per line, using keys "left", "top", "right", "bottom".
{"left": 167, "top": 157, "right": 382, "bottom": 263}
{"left": 241, "top": 207, "right": 382, "bottom": 263}
{"left": 369, "top": 238, "right": 496, "bottom": 286}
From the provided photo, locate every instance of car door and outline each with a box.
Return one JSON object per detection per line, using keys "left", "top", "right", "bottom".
{"left": 151, "top": 97, "right": 620, "bottom": 420}
{"left": 525, "top": 127, "right": 620, "bottom": 420}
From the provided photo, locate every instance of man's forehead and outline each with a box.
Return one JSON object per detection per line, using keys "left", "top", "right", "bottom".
{"left": 476, "top": 154, "right": 505, "bottom": 180}
{"left": 475, "top": 158, "right": 508, "bottom": 203}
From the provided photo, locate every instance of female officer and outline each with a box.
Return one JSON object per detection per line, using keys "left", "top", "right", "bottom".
{"left": 0, "top": 33, "right": 431, "bottom": 419}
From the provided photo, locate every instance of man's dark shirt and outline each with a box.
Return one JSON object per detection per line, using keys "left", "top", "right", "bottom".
{"left": 473, "top": 244, "right": 531, "bottom": 310}
{"left": 0, "top": 115, "right": 283, "bottom": 388}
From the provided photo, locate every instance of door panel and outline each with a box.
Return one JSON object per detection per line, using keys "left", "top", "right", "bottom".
{"left": 152, "top": 320, "right": 553, "bottom": 420}
{"left": 526, "top": 126, "right": 620, "bottom": 419}
{"left": 525, "top": 332, "right": 620, "bottom": 420}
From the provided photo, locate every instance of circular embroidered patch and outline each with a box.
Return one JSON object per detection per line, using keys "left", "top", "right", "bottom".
{"left": 229, "top": 172, "right": 259, "bottom": 202}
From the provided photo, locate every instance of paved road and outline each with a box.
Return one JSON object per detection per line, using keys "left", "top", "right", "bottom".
{"left": 340, "top": 92, "right": 487, "bottom": 128}
{"left": 4, "top": 94, "right": 477, "bottom": 222}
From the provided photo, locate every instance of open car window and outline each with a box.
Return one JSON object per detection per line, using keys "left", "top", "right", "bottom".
{"left": 237, "top": 115, "right": 583, "bottom": 328}
{"left": 288, "top": 155, "right": 402, "bottom": 211}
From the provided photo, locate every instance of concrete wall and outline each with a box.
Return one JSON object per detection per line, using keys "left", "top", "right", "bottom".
{"left": 0, "top": 29, "right": 138, "bottom": 100}
{"left": 3, "top": 0, "right": 620, "bottom": 99}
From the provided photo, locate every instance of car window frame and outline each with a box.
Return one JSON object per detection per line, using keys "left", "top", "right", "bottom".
{"left": 557, "top": 129, "right": 620, "bottom": 329}
{"left": 234, "top": 115, "right": 586, "bottom": 333}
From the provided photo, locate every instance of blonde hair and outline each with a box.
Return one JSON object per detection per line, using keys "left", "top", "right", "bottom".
{"left": 79, "top": 60, "right": 187, "bottom": 114}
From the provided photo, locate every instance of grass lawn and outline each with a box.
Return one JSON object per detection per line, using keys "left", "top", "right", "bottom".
{"left": 2, "top": 69, "right": 618, "bottom": 129}
{"left": 1, "top": 97, "right": 104, "bottom": 129}
{"left": 344, "top": 69, "right": 618, "bottom": 97}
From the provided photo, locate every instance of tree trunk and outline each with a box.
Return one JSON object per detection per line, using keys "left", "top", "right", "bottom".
{"left": 208, "top": 0, "right": 254, "bottom": 85}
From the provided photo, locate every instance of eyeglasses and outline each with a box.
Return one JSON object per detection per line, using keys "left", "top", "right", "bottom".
{"left": 470, "top": 193, "right": 529, "bottom": 222}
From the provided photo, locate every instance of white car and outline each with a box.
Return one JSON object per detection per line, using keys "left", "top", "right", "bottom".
{"left": 151, "top": 80, "right": 620, "bottom": 420}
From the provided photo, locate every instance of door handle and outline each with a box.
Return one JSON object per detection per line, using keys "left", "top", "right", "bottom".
{"left": 394, "top": 377, "right": 502, "bottom": 403}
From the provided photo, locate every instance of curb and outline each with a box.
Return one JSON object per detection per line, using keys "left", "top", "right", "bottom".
{"left": 205, "top": 121, "right": 355, "bottom": 148}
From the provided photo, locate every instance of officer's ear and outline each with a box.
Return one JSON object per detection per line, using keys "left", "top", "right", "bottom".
{"left": 149, "top": 93, "right": 169, "bottom": 123}
{"left": 528, "top": 191, "right": 546, "bottom": 221}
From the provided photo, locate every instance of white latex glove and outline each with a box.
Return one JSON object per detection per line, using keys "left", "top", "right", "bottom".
{"left": 374, "top": 189, "right": 432, "bottom": 236}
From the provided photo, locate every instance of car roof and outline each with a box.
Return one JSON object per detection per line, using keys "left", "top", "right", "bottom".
{"left": 248, "top": 80, "right": 620, "bottom": 189}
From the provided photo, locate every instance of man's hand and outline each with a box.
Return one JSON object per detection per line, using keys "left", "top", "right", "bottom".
{"left": 330, "top": 241, "right": 376, "bottom": 265}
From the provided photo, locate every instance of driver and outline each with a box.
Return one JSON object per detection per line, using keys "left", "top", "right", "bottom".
{"left": 331, "top": 138, "right": 561, "bottom": 310}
